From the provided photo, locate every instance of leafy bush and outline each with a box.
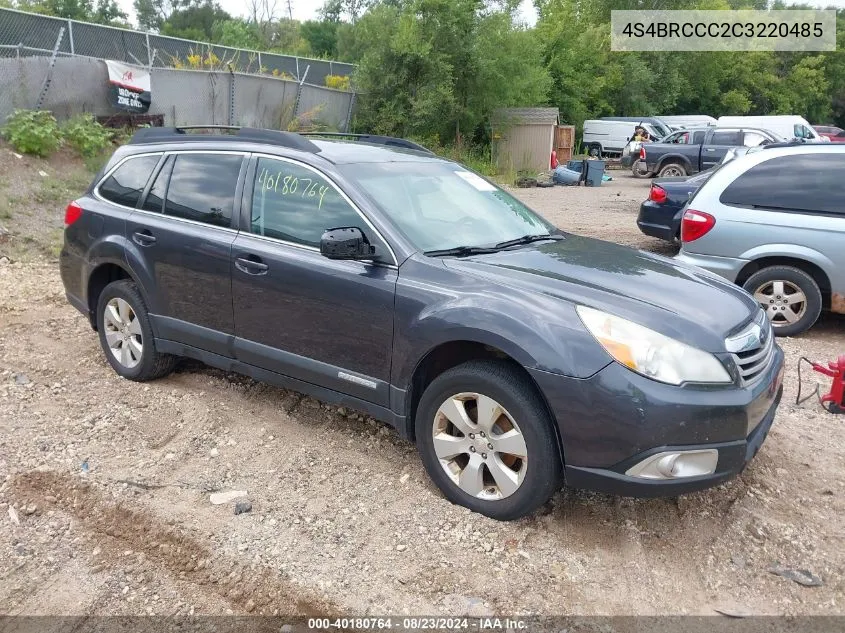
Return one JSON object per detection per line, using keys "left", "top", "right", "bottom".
{"left": 325, "top": 74, "right": 351, "bottom": 91}
{"left": 61, "top": 115, "right": 113, "bottom": 158}
{"left": 2, "top": 109, "right": 61, "bottom": 157}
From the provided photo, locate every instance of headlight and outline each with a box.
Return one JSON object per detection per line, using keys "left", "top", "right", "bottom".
{"left": 576, "top": 305, "right": 732, "bottom": 385}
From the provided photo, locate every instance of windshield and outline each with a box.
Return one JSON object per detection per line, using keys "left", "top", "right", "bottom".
{"left": 339, "top": 161, "right": 555, "bottom": 252}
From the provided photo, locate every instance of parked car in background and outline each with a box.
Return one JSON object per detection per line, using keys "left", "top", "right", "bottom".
{"left": 717, "top": 115, "right": 825, "bottom": 143}
{"left": 637, "top": 148, "right": 752, "bottom": 242}
{"left": 601, "top": 117, "right": 672, "bottom": 139}
{"left": 660, "top": 115, "right": 717, "bottom": 129}
{"left": 676, "top": 144, "right": 845, "bottom": 335}
{"left": 60, "top": 125, "right": 785, "bottom": 520}
{"left": 641, "top": 127, "right": 782, "bottom": 178}
{"left": 582, "top": 120, "right": 661, "bottom": 158}
{"left": 814, "top": 125, "right": 843, "bottom": 140}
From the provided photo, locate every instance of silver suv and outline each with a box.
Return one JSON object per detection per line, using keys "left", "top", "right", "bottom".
{"left": 676, "top": 144, "right": 845, "bottom": 336}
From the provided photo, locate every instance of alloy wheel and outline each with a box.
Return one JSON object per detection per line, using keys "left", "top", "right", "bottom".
{"left": 753, "top": 280, "right": 807, "bottom": 327}
{"left": 432, "top": 392, "right": 528, "bottom": 500}
{"left": 103, "top": 297, "right": 143, "bottom": 368}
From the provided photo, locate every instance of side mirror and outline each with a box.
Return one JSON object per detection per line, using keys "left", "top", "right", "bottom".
{"left": 320, "top": 227, "right": 376, "bottom": 261}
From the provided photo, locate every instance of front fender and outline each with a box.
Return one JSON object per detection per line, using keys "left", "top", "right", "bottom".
{"left": 391, "top": 258, "right": 612, "bottom": 390}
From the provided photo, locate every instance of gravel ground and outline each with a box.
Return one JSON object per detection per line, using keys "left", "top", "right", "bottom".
{"left": 1, "top": 147, "right": 844, "bottom": 618}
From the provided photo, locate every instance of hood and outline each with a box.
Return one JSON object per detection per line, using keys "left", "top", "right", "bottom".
{"left": 443, "top": 235, "right": 759, "bottom": 352}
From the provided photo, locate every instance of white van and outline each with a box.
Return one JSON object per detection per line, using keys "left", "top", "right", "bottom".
{"left": 582, "top": 120, "right": 660, "bottom": 157}
{"left": 660, "top": 115, "right": 717, "bottom": 129}
{"left": 716, "top": 115, "right": 826, "bottom": 142}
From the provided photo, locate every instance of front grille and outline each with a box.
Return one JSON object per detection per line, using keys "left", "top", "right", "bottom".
{"left": 730, "top": 322, "right": 775, "bottom": 385}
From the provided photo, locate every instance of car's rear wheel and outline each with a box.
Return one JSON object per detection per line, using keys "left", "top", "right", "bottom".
{"left": 588, "top": 144, "right": 602, "bottom": 158}
{"left": 657, "top": 162, "right": 687, "bottom": 177}
{"left": 96, "top": 280, "right": 177, "bottom": 381}
{"left": 743, "top": 266, "right": 822, "bottom": 336}
{"left": 415, "top": 360, "right": 562, "bottom": 520}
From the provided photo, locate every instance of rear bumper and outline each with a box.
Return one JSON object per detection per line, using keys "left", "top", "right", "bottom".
{"left": 636, "top": 201, "right": 681, "bottom": 241}
{"left": 674, "top": 250, "right": 748, "bottom": 283}
{"left": 529, "top": 345, "right": 784, "bottom": 497}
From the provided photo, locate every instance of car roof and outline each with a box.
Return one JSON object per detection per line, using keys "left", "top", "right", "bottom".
{"left": 123, "top": 127, "right": 446, "bottom": 166}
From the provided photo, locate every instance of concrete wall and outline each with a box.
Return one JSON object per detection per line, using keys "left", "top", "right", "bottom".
{"left": 0, "top": 56, "right": 355, "bottom": 131}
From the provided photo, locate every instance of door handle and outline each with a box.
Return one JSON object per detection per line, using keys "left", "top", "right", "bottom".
{"left": 235, "top": 256, "right": 269, "bottom": 275}
{"left": 705, "top": 148, "right": 716, "bottom": 152}
{"left": 132, "top": 230, "right": 156, "bottom": 246}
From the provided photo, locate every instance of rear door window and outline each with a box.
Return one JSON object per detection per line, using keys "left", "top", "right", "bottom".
{"left": 719, "top": 153, "right": 845, "bottom": 214}
{"left": 743, "top": 131, "right": 769, "bottom": 147}
{"left": 710, "top": 131, "right": 743, "bottom": 145}
{"left": 98, "top": 154, "right": 160, "bottom": 208}
{"left": 163, "top": 153, "right": 243, "bottom": 228}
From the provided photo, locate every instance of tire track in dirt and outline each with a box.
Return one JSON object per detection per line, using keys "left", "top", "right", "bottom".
{"left": 10, "top": 470, "right": 342, "bottom": 620}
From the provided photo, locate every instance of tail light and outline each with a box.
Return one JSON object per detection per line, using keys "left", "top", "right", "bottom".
{"left": 649, "top": 184, "right": 667, "bottom": 204}
{"left": 639, "top": 146, "right": 646, "bottom": 160}
{"left": 64, "top": 201, "right": 83, "bottom": 226}
{"left": 681, "top": 209, "right": 716, "bottom": 242}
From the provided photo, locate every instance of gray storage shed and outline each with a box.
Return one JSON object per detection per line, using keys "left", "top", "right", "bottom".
{"left": 492, "top": 107, "right": 560, "bottom": 173}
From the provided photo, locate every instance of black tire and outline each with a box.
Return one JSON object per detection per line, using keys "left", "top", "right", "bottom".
{"left": 415, "top": 360, "right": 562, "bottom": 521}
{"left": 657, "top": 162, "right": 687, "bottom": 178}
{"left": 96, "top": 280, "right": 177, "bottom": 381}
{"left": 588, "top": 144, "right": 602, "bottom": 158}
{"left": 631, "top": 160, "right": 652, "bottom": 178}
{"left": 742, "top": 266, "right": 823, "bottom": 336}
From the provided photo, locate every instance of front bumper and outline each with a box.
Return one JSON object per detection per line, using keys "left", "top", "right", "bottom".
{"left": 530, "top": 345, "right": 785, "bottom": 497}
{"left": 674, "top": 250, "right": 748, "bottom": 283}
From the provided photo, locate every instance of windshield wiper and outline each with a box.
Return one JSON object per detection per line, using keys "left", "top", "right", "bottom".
{"left": 424, "top": 245, "right": 501, "bottom": 257}
{"left": 494, "top": 233, "right": 564, "bottom": 249}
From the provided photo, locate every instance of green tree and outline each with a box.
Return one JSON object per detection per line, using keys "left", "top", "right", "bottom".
{"left": 353, "top": 0, "right": 548, "bottom": 142}
{"left": 133, "top": 0, "right": 180, "bottom": 31}
{"left": 161, "top": 0, "right": 231, "bottom": 40}
{"left": 301, "top": 19, "right": 339, "bottom": 57}
{"left": 212, "top": 18, "right": 262, "bottom": 49}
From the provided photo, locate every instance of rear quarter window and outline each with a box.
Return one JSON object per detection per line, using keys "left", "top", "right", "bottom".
{"left": 719, "top": 153, "right": 845, "bottom": 214}
{"left": 98, "top": 154, "right": 160, "bottom": 208}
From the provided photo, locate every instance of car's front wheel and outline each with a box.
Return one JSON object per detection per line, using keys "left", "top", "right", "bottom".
{"left": 415, "top": 360, "right": 562, "bottom": 520}
{"left": 96, "top": 280, "right": 177, "bottom": 381}
{"left": 743, "top": 266, "right": 823, "bottom": 336}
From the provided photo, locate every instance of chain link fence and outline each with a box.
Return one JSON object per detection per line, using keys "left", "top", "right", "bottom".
{"left": 0, "top": 7, "right": 354, "bottom": 81}
{"left": 0, "top": 7, "right": 356, "bottom": 130}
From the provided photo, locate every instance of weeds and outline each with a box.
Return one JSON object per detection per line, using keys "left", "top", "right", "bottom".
{"left": 2, "top": 110, "right": 61, "bottom": 157}
{"left": 61, "top": 115, "right": 113, "bottom": 158}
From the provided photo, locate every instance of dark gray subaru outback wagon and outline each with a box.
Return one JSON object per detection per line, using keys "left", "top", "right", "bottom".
{"left": 60, "top": 127, "right": 785, "bottom": 520}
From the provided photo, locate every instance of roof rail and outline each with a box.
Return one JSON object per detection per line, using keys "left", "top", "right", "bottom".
{"left": 128, "top": 126, "right": 321, "bottom": 153}
{"left": 301, "top": 132, "right": 434, "bottom": 154}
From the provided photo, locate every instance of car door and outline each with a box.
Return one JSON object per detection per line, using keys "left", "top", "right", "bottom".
{"left": 231, "top": 155, "right": 397, "bottom": 406}
{"left": 700, "top": 130, "right": 743, "bottom": 170}
{"left": 126, "top": 151, "right": 247, "bottom": 357}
